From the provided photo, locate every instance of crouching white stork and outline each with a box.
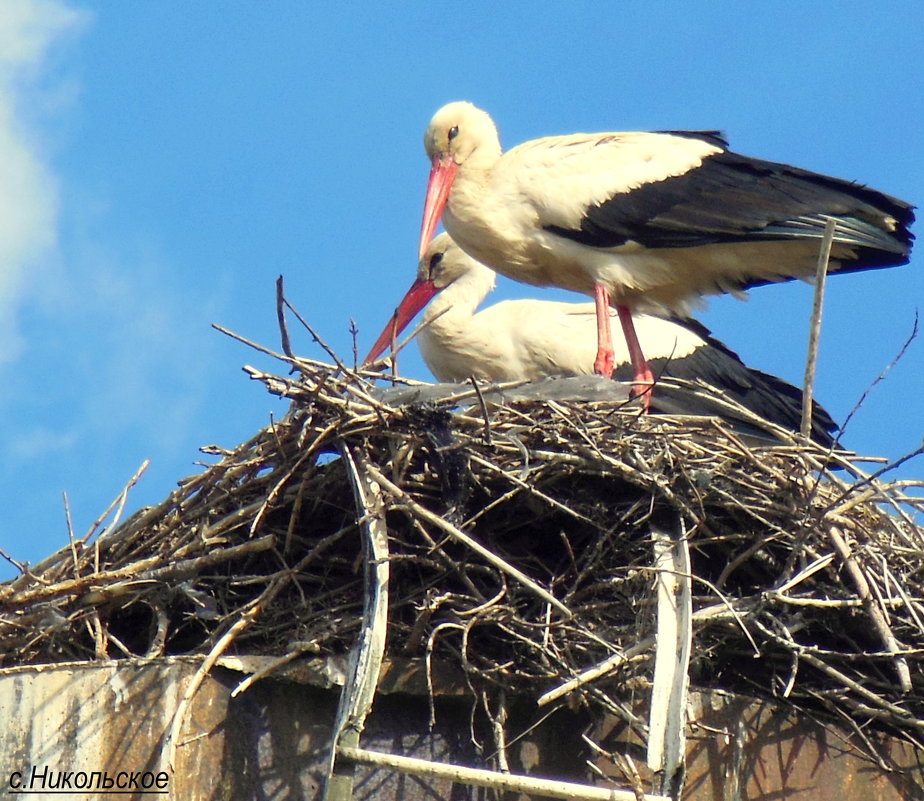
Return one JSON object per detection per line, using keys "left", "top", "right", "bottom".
{"left": 419, "top": 101, "right": 914, "bottom": 406}
{"left": 364, "top": 234, "right": 838, "bottom": 446}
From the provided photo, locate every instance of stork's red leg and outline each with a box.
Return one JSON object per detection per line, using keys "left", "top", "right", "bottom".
{"left": 616, "top": 304, "right": 655, "bottom": 411}
{"left": 593, "top": 283, "right": 616, "bottom": 376}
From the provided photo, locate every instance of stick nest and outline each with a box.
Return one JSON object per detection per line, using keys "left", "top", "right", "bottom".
{"left": 3, "top": 348, "right": 924, "bottom": 756}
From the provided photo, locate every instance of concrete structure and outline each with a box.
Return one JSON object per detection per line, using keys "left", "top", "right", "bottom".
{"left": 0, "top": 656, "right": 920, "bottom": 800}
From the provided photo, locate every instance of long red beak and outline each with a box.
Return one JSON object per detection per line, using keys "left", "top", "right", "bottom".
{"left": 419, "top": 156, "right": 458, "bottom": 260}
{"left": 363, "top": 277, "right": 439, "bottom": 366}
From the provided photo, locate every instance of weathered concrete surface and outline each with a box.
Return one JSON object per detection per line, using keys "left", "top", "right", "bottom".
{"left": 596, "top": 690, "right": 924, "bottom": 800}
{"left": 0, "top": 657, "right": 920, "bottom": 800}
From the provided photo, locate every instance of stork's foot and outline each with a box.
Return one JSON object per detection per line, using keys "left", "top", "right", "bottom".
{"left": 593, "top": 347, "right": 615, "bottom": 377}
{"left": 629, "top": 364, "right": 656, "bottom": 413}
{"left": 630, "top": 383, "right": 653, "bottom": 412}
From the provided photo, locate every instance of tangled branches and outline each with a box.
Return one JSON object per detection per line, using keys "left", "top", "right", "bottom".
{"left": 2, "top": 350, "right": 923, "bottom": 763}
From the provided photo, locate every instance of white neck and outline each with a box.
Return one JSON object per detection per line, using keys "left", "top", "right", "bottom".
{"left": 422, "top": 262, "right": 496, "bottom": 331}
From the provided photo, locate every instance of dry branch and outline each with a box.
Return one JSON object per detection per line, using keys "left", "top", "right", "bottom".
{"left": 1, "top": 347, "right": 923, "bottom": 779}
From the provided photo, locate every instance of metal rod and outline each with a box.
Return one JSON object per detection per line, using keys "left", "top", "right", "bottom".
{"left": 338, "top": 746, "right": 670, "bottom": 801}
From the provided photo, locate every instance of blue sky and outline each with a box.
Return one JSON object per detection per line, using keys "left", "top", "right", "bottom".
{"left": 1, "top": 1, "right": 922, "bottom": 579}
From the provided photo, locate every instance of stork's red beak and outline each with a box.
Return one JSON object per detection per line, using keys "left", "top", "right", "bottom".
{"left": 363, "top": 277, "right": 439, "bottom": 366}
{"left": 419, "top": 156, "right": 457, "bottom": 260}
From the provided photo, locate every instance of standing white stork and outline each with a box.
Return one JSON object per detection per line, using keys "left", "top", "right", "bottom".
{"left": 364, "top": 234, "right": 838, "bottom": 446}
{"left": 419, "top": 102, "right": 914, "bottom": 404}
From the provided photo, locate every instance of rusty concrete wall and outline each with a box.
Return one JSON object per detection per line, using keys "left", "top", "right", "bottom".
{"left": 0, "top": 658, "right": 920, "bottom": 800}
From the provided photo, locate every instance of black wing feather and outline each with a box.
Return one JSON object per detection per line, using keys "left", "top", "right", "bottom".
{"left": 546, "top": 142, "right": 914, "bottom": 275}
{"left": 613, "top": 334, "right": 838, "bottom": 447}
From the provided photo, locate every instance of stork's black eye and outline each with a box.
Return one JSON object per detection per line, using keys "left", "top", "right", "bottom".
{"left": 428, "top": 252, "right": 444, "bottom": 274}
{"left": 448, "top": 125, "right": 459, "bottom": 142}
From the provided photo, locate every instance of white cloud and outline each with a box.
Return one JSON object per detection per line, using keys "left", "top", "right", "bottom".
{"left": 0, "top": 2, "right": 233, "bottom": 473}
{"left": 0, "top": 0, "right": 88, "bottom": 364}
{"left": 6, "top": 423, "right": 78, "bottom": 460}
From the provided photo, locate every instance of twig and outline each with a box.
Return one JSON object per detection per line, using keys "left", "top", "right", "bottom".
{"left": 469, "top": 376, "right": 493, "bottom": 445}
{"left": 802, "top": 217, "right": 836, "bottom": 438}
{"left": 282, "top": 296, "right": 352, "bottom": 375}
{"left": 797, "top": 650, "right": 923, "bottom": 729}
{"left": 349, "top": 318, "right": 359, "bottom": 371}
{"left": 163, "top": 609, "right": 258, "bottom": 774}
{"left": 538, "top": 639, "right": 654, "bottom": 707}
{"left": 275, "top": 275, "right": 294, "bottom": 359}
{"left": 824, "top": 440, "right": 924, "bottom": 517}
{"left": 62, "top": 491, "right": 79, "bottom": 576}
{"left": 835, "top": 311, "right": 918, "bottom": 441}
{"left": 363, "top": 462, "right": 572, "bottom": 619}
{"left": 163, "top": 531, "right": 342, "bottom": 773}
{"left": 826, "top": 524, "right": 912, "bottom": 693}
{"left": 0, "top": 545, "right": 27, "bottom": 573}
{"left": 79, "top": 460, "right": 151, "bottom": 545}
{"left": 230, "top": 641, "right": 321, "bottom": 698}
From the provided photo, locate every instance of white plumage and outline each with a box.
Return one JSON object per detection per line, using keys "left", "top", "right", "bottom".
{"left": 418, "top": 101, "right": 914, "bottom": 401}
{"left": 413, "top": 244, "right": 702, "bottom": 384}
{"left": 364, "top": 234, "right": 837, "bottom": 445}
